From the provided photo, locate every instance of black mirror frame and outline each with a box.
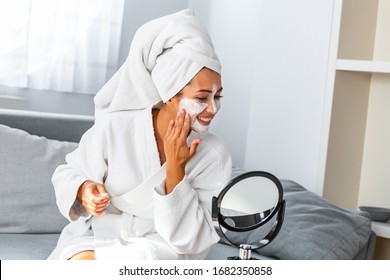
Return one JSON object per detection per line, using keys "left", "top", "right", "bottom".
{"left": 213, "top": 171, "right": 284, "bottom": 232}
{"left": 212, "top": 171, "right": 286, "bottom": 250}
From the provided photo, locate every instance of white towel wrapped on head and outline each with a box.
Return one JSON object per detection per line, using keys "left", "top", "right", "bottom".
{"left": 94, "top": 9, "right": 221, "bottom": 117}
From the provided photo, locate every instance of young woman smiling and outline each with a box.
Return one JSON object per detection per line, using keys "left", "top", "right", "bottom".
{"left": 49, "top": 10, "right": 232, "bottom": 260}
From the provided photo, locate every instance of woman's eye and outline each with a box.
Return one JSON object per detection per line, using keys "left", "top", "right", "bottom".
{"left": 195, "top": 95, "right": 223, "bottom": 102}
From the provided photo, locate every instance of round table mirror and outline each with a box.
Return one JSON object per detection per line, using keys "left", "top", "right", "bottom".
{"left": 212, "top": 171, "right": 285, "bottom": 259}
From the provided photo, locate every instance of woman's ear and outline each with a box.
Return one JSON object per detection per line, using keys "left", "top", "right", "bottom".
{"left": 170, "top": 95, "right": 181, "bottom": 105}
{"left": 163, "top": 95, "right": 180, "bottom": 113}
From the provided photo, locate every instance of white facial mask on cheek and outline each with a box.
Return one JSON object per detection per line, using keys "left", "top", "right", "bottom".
{"left": 178, "top": 98, "right": 208, "bottom": 133}
{"left": 211, "top": 84, "right": 221, "bottom": 114}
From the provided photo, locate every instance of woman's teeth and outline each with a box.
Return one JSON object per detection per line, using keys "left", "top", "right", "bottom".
{"left": 197, "top": 116, "right": 211, "bottom": 123}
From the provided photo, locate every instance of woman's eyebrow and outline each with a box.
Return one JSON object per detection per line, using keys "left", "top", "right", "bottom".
{"left": 196, "top": 87, "right": 223, "bottom": 93}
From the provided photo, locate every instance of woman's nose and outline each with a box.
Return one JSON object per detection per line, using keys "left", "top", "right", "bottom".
{"left": 206, "top": 98, "right": 218, "bottom": 114}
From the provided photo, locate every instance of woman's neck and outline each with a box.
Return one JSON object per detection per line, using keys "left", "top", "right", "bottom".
{"left": 152, "top": 109, "right": 169, "bottom": 141}
{"left": 152, "top": 108, "right": 171, "bottom": 164}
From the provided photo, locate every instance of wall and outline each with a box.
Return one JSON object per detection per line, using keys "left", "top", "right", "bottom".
{"left": 118, "top": 0, "right": 188, "bottom": 66}
{"left": 188, "top": 0, "right": 261, "bottom": 168}
{"left": 192, "top": 0, "right": 335, "bottom": 193}
{"left": 247, "top": 0, "right": 334, "bottom": 194}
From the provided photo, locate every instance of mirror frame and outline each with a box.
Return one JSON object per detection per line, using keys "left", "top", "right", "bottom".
{"left": 213, "top": 171, "right": 284, "bottom": 232}
{"left": 212, "top": 171, "right": 286, "bottom": 251}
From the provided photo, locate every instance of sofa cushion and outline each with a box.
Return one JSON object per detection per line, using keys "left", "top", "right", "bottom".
{"left": 0, "top": 124, "right": 77, "bottom": 233}
{"left": 223, "top": 168, "right": 372, "bottom": 259}
{"left": 0, "top": 233, "right": 60, "bottom": 260}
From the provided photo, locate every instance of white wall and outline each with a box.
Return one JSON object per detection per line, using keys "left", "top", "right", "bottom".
{"left": 189, "top": 0, "right": 262, "bottom": 168}
{"left": 190, "top": 0, "right": 335, "bottom": 193}
{"left": 244, "top": 0, "right": 334, "bottom": 194}
{"left": 118, "top": 0, "right": 188, "bottom": 66}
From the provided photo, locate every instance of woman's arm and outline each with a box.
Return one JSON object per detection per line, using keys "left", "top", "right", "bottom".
{"left": 51, "top": 121, "right": 109, "bottom": 221}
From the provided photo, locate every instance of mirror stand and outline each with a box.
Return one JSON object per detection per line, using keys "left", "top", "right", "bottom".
{"left": 226, "top": 244, "right": 255, "bottom": 260}
{"left": 225, "top": 200, "right": 285, "bottom": 260}
{"left": 239, "top": 244, "right": 252, "bottom": 260}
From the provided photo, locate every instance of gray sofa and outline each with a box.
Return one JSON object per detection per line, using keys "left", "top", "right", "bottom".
{"left": 0, "top": 108, "right": 376, "bottom": 260}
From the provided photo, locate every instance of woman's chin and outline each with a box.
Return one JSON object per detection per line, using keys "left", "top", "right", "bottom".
{"left": 192, "top": 121, "right": 210, "bottom": 134}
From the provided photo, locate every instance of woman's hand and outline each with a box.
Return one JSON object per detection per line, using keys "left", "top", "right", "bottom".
{"left": 76, "top": 180, "right": 110, "bottom": 216}
{"left": 164, "top": 109, "right": 201, "bottom": 194}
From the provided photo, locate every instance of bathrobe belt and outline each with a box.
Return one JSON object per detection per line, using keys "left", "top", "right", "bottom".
{"left": 91, "top": 165, "right": 166, "bottom": 240}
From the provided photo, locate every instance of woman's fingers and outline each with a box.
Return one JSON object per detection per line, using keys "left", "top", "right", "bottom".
{"left": 84, "top": 183, "right": 109, "bottom": 202}
{"left": 180, "top": 112, "right": 191, "bottom": 140}
{"left": 82, "top": 182, "right": 110, "bottom": 216}
{"left": 172, "top": 109, "right": 185, "bottom": 139}
{"left": 95, "top": 183, "right": 110, "bottom": 198}
{"left": 165, "top": 119, "right": 174, "bottom": 138}
{"left": 169, "top": 109, "right": 191, "bottom": 143}
{"left": 164, "top": 108, "right": 199, "bottom": 173}
{"left": 83, "top": 200, "right": 109, "bottom": 216}
{"left": 84, "top": 199, "right": 110, "bottom": 210}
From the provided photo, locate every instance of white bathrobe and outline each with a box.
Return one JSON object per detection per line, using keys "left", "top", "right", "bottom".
{"left": 48, "top": 107, "right": 232, "bottom": 260}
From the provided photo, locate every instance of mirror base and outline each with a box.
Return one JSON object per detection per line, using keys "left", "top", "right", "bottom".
{"left": 227, "top": 256, "right": 259, "bottom": 260}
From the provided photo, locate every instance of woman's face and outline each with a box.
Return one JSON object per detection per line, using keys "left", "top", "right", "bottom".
{"left": 175, "top": 68, "right": 223, "bottom": 133}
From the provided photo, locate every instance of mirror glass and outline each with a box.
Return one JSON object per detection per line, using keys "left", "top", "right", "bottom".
{"left": 220, "top": 176, "right": 279, "bottom": 229}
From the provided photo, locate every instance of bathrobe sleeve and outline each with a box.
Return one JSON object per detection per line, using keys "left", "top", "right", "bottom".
{"left": 153, "top": 133, "right": 232, "bottom": 255}
{"left": 51, "top": 119, "right": 108, "bottom": 222}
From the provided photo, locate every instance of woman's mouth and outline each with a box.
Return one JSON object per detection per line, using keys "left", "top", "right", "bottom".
{"left": 197, "top": 116, "right": 212, "bottom": 126}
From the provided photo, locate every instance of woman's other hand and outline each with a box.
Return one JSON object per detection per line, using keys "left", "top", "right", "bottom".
{"left": 76, "top": 180, "right": 110, "bottom": 216}
{"left": 164, "top": 109, "right": 201, "bottom": 194}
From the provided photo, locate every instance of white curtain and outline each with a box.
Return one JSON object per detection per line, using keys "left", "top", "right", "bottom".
{"left": 0, "top": 0, "right": 124, "bottom": 94}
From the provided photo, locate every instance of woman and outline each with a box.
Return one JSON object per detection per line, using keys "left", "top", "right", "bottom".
{"left": 49, "top": 9, "right": 232, "bottom": 260}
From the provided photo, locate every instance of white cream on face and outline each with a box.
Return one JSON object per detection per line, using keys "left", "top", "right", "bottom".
{"left": 211, "top": 84, "right": 221, "bottom": 113}
{"left": 179, "top": 97, "right": 208, "bottom": 133}
{"left": 178, "top": 84, "right": 221, "bottom": 134}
